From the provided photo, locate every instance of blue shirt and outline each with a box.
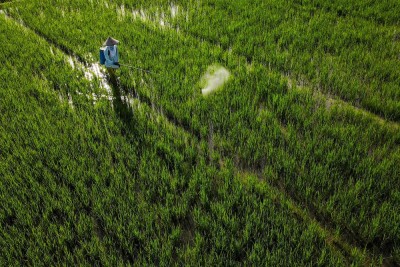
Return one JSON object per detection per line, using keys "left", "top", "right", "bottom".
{"left": 104, "top": 45, "right": 119, "bottom": 68}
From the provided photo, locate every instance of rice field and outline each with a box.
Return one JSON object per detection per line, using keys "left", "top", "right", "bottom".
{"left": 1, "top": 0, "right": 399, "bottom": 265}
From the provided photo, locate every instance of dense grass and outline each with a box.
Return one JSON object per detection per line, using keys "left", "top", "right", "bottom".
{"left": 1, "top": 0, "right": 399, "bottom": 265}
{"left": 0, "top": 13, "right": 356, "bottom": 266}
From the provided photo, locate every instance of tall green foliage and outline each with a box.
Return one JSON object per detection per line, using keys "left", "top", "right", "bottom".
{"left": 1, "top": 0, "right": 399, "bottom": 265}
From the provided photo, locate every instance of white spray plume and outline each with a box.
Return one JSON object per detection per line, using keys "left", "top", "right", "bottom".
{"left": 201, "top": 66, "right": 230, "bottom": 96}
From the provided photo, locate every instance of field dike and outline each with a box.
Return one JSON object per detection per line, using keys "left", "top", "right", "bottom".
{"left": 2, "top": 6, "right": 389, "bottom": 265}
{"left": 285, "top": 74, "right": 400, "bottom": 130}
{"left": 201, "top": 65, "right": 230, "bottom": 95}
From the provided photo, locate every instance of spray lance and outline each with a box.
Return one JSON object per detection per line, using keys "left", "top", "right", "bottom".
{"left": 99, "top": 37, "right": 181, "bottom": 81}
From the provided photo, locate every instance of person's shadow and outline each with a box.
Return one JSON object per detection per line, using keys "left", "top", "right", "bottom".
{"left": 107, "top": 71, "right": 140, "bottom": 140}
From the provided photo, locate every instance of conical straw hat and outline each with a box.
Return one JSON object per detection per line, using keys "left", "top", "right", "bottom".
{"left": 103, "top": 37, "right": 120, "bottom": 46}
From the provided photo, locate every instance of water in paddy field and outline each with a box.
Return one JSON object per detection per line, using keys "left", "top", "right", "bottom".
{"left": 131, "top": 9, "right": 147, "bottom": 21}
{"left": 129, "top": 4, "right": 183, "bottom": 29}
{"left": 67, "top": 56, "right": 75, "bottom": 69}
{"left": 116, "top": 4, "right": 127, "bottom": 21}
{"left": 170, "top": 3, "right": 178, "bottom": 18}
{"left": 67, "top": 92, "right": 74, "bottom": 108}
{"left": 201, "top": 66, "right": 230, "bottom": 96}
{"left": 83, "top": 63, "right": 112, "bottom": 94}
{"left": 65, "top": 54, "right": 111, "bottom": 93}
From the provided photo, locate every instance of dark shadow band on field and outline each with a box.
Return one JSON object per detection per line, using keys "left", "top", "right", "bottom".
{"left": 107, "top": 70, "right": 141, "bottom": 143}
{"left": 108, "top": 69, "right": 201, "bottom": 141}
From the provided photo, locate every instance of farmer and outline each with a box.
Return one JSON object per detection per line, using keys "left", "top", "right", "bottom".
{"left": 103, "top": 37, "right": 120, "bottom": 69}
